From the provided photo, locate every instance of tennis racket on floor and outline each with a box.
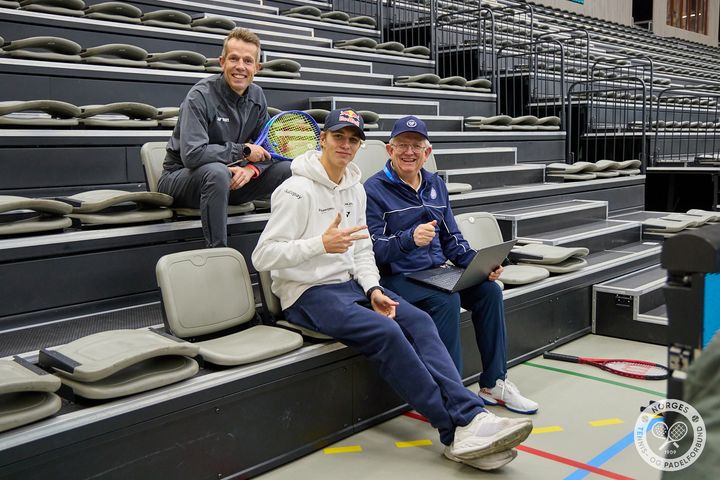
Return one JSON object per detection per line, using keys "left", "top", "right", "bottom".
{"left": 542, "top": 352, "right": 669, "bottom": 380}
{"left": 229, "top": 110, "right": 320, "bottom": 165}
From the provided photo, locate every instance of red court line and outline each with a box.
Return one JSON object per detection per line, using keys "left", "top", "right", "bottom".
{"left": 402, "top": 412, "right": 634, "bottom": 480}
{"left": 515, "top": 445, "right": 634, "bottom": 480}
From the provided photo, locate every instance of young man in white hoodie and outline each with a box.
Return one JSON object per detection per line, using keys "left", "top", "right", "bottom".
{"left": 252, "top": 109, "right": 532, "bottom": 471}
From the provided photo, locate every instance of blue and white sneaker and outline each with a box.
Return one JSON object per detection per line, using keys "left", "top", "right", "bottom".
{"left": 479, "top": 378, "right": 539, "bottom": 414}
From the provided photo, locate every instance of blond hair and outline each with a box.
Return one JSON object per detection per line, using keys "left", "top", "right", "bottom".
{"left": 221, "top": 28, "right": 261, "bottom": 61}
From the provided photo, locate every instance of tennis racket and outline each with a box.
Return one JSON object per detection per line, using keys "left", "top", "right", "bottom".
{"left": 652, "top": 421, "right": 688, "bottom": 450}
{"left": 542, "top": 352, "right": 669, "bottom": 380}
{"left": 229, "top": 110, "right": 320, "bottom": 165}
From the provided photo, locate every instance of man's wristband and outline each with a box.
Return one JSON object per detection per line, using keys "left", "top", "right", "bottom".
{"left": 366, "top": 286, "right": 384, "bottom": 300}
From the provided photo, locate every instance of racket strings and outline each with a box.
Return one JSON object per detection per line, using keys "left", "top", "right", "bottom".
{"left": 266, "top": 113, "right": 320, "bottom": 158}
{"left": 604, "top": 360, "right": 668, "bottom": 377}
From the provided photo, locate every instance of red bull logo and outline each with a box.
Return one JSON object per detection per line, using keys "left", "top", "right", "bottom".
{"left": 339, "top": 109, "right": 360, "bottom": 127}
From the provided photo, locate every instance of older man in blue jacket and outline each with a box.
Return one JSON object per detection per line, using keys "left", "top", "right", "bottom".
{"left": 364, "top": 116, "right": 538, "bottom": 414}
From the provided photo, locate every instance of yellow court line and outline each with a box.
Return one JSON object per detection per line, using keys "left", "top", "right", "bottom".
{"left": 590, "top": 418, "right": 625, "bottom": 427}
{"left": 396, "top": 439, "right": 433, "bottom": 448}
{"left": 531, "top": 426, "right": 564, "bottom": 434}
{"left": 323, "top": 446, "right": 363, "bottom": 454}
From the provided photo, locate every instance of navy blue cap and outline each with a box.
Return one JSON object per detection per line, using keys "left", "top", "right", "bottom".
{"left": 323, "top": 108, "right": 365, "bottom": 140}
{"left": 390, "top": 115, "right": 429, "bottom": 140}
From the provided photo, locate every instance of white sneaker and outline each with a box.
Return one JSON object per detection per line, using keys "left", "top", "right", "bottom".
{"left": 479, "top": 378, "right": 539, "bottom": 414}
{"left": 443, "top": 446, "right": 517, "bottom": 470}
{"left": 450, "top": 411, "right": 532, "bottom": 460}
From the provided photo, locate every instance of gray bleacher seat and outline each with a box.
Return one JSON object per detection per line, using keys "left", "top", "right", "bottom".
{"left": 395, "top": 73, "right": 441, "bottom": 89}
{"left": 156, "top": 248, "right": 304, "bottom": 365}
{"left": 465, "top": 78, "right": 492, "bottom": 91}
{"left": 19, "top": 0, "right": 85, "bottom": 17}
{"left": 0, "top": 357, "right": 62, "bottom": 433}
{"left": 256, "top": 58, "right": 301, "bottom": 79}
{"left": 455, "top": 212, "right": 549, "bottom": 286}
{"left": 0, "top": 195, "right": 73, "bottom": 235}
{"left": 464, "top": 114, "right": 512, "bottom": 130}
{"left": 334, "top": 37, "right": 377, "bottom": 53}
{"left": 191, "top": 15, "right": 235, "bottom": 34}
{"left": 643, "top": 217, "right": 695, "bottom": 234}
{"left": 687, "top": 209, "right": 720, "bottom": 222}
{"left": 359, "top": 110, "right": 379, "bottom": 130}
{"left": 141, "top": 9, "right": 192, "bottom": 30}
{"left": 320, "top": 11, "right": 350, "bottom": 25}
{"left": 204, "top": 57, "right": 221, "bottom": 73}
{"left": 140, "top": 142, "right": 255, "bottom": 216}
{"left": 78, "top": 102, "right": 158, "bottom": 127}
{"left": 509, "top": 115, "right": 539, "bottom": 130}
{"left": 402, "top": 45, "right": 430, "bottom": 59}
{"left": 283, "top": 5, "right": 321, "bottom": 21}
{"left": 304, "top": 108, "right": 329, "bottom": 125}
{"left": 60, "top": 189, "right": 173, "bottom": 225}
{"left": 354, "top": 139, "right": 388, "bottom": 183}
{"left": 535, "top": 116, "right": 561, "bottom": 130}
{"left": 547, "top": 172, "right": 597, "bottom": 181}
{"left": 375, "top": 41, "right": 405, "bottom": 56}
{"left": 156, "top": 106, "right": 178, "bottom": 127}
{"left": 663, "top": 213, "right": 712, "bottom": 227}
{"left": 83, "top": 2, "right": 142, "bottom": 23}
{"left": 1, "top": 36, "right": 83, "bottom": 62}
{"left": 258, "top": 270, "right": 332, "bottom": 340}
{"left": 0, "top": 100, "right": 80, "bottom": 126}
{"left": 0, "top": 0, "right": 19, "bottom": 7}
{"left": 519, "top": 256, "right": 587, "bottom": 273}
{"left": 38, "top": 329, "right": 200, "bottom": 399}
{"left": 147, "top": 50, "right": 206, "bottom": 72}
{"left": 510, "top": 244, "right": 589, "bottom": 264}
{"left": 349, "top": 15, "right": 376, "bottom": 29}
{"left": 267, "top": 106, "right": 282, "bottom": 117}
{"left": 80, "top": 43, "right": 148, "bottom": 67}
{"left": 437, "top": 75, "right": 467, "bottom": 91}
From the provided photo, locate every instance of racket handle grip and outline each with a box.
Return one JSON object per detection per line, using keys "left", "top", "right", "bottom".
{"left": 542, "top": 352, "right": 580, "bottom": 363}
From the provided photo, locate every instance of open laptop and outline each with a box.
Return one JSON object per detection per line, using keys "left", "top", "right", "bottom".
{"left": 406, "top": 240, "right": 517, "bottom": 293}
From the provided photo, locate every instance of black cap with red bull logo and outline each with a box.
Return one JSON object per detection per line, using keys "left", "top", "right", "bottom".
{"left": 323, "top": 108, "right": 366, "bottom": 140}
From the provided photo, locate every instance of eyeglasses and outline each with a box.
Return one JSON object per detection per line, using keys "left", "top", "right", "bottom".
{"left": 390, "top": 143, "right": 426, "bottom": 153}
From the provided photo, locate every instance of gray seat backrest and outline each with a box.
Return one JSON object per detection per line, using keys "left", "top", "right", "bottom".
{"left": 140, "top": 141, "right": 168, "bottom": 192}
{"left": 354, "top": 139, "right": 388, "bottom": 183}
{"left": 454, "top": 212, "right": 503, "bottom": 249}
{"left": 258, "top": 270, "right": 282, "bottom": 317}
{"left": 156, "top": 248, "right": 257, "bottom": 338}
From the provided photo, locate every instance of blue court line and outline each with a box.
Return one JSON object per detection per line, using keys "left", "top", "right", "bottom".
{"left": 563, "top": 417, "right": 662, "bottom": 480}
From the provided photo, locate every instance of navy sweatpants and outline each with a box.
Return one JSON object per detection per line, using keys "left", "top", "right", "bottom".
{"left": 380, "top": 274, "right": 507, "bottom": 388}
{"left": 283, "top": 280, "right": 486, "bottom": 445}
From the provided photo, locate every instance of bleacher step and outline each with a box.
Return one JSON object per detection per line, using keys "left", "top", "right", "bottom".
{"left": 265, "top": 51, "right": 374, "bottom": 74}
{"left": 377, "top": 115, "right": 463, "bottom": 131}
{"left": 442, "top": 164, "right": 545, "bottom": 190}
{"left": 309, "top": 96, "right": 439, "bottom": 115}
{"left": 515, "top": 219, "right": 642, "bottom": 252}
{"left": 433, "top": 147, "right": 517, "bottom": 168}
{"left": 300, "top": 68, "right": 392, "bottom": 86}
{"left": 593, "top": 264, "right": 668, "bottom": 345}
{"left": 493, "top": 199, "right": 609, "bottom": 239}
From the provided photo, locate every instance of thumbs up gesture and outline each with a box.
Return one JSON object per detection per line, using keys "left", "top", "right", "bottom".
{"left": 413, "top": 220, "right": 437, "bottom": 247}
{"left": 322, "top": 213, "right": 369, "bottom": 253}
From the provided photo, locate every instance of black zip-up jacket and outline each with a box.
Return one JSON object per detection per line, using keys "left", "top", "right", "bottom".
{"left": 163, "top": 75, "right": 270, "bottom": 173}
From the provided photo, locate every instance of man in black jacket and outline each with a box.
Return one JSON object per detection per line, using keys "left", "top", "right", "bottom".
{"left": 159, "top": 28, "right": 290, "bottom": 247}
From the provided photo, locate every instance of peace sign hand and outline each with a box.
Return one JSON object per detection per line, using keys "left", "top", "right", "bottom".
{"left": 322, "top": 213, "right": 369, "bottom": 253}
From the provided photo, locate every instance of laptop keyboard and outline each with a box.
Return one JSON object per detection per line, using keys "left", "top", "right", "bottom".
{"left": 424, "top": 269, "right": 463, "bottom": 290}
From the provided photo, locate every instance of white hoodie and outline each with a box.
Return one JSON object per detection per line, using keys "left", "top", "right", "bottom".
{"left": 252, "top": 149, "right": 381, "bottom": 310}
